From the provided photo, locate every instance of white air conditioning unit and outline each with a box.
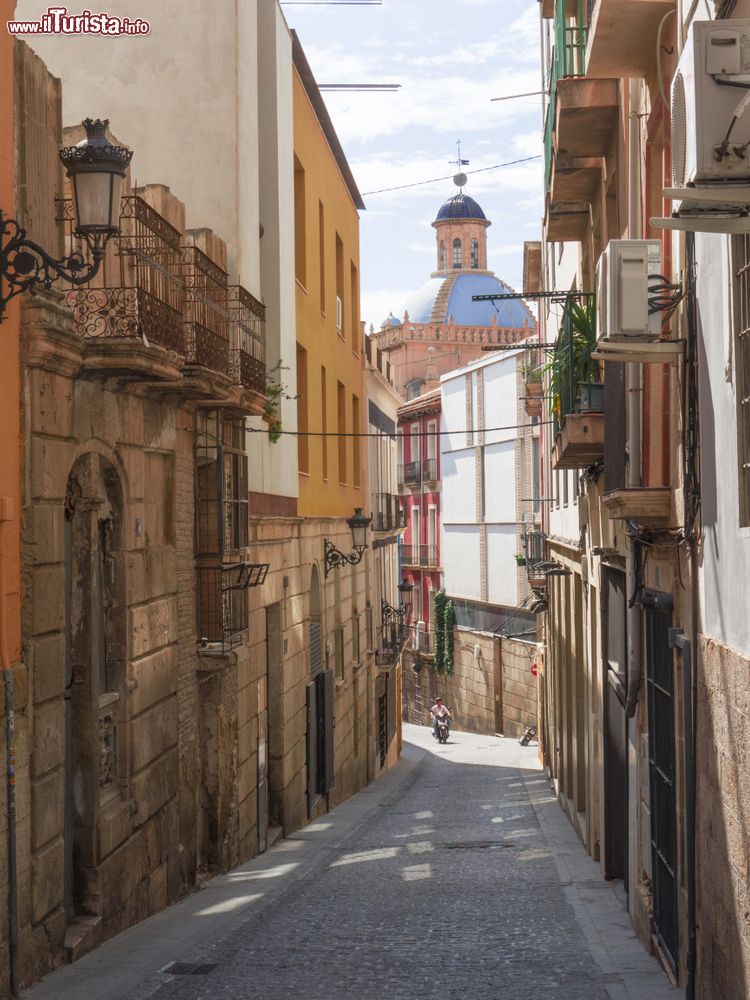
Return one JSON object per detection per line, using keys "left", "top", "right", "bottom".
{"left": 672, "top": 20, "right": 750, "bottom": 188}
{"left": 596, "top": 240, "right": 662, "bottom": 341}
{"left": 336, "top": 295, "right": 343, "bottom": 333}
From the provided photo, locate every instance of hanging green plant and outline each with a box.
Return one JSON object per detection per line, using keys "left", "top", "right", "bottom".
{"left": 432, "top": 589, "right": 455, "bottom": 677}
{"left": 263, "top": 361, "right": 297, "bottom": 444}
{"left": 443, "top": 599, "right": 456, "bottom": 676}
{"left": 433, "top": 589, "right": 447, "bottom": 672}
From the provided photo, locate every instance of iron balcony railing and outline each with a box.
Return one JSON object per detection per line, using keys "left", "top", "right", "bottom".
{"left": 373, "top": 493, "right": 406, "bottom": 532}
{"left": 544, "top": 1, "right": 590, "bottom": 187}
{"left": 229, "top": 284, "right": 266, "bottom": 395}
{"left": 62, "top": 194, "right": 186, "bottom": 354}
{"left": 182, "top": 243, "right": 231, "bottom": 376}
{"left": 423, "top": 457, "right": 437, "bottom": 482}
{"left": 523, "top": 530, "right": 548, "bottom": 572}
{"left": 400, "top": 543, "right": 439, "bottom": 568}
{"left": 403, "top": 461, "right": 421, "bottom": 485}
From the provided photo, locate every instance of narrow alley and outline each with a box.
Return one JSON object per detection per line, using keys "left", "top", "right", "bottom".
{"left": 22, "top": 726, "right": 679, "bottom": 1000}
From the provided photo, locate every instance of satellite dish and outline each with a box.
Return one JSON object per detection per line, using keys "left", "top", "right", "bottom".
{"left": 454, "top": 172, "right": 468, "bottom": 188}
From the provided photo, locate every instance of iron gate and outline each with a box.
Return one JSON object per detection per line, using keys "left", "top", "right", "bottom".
{"left": 644, "top": 593, "right": 678, "bottom": 969}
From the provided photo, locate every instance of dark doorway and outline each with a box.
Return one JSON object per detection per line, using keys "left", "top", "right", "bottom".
{"left": 644, "top": 592, "right": 678, "bottom": 969}
{"left": 266, "top": 602, "right": 283, "bottom": 834}
{"left": 306, "top": 565, "right": 334, "bottom": 817}
{"left": 63, "top": 454, "right": 125, "bottom": 919}
{"left": 602, "top": 567, "right": 628, "bottom": 886}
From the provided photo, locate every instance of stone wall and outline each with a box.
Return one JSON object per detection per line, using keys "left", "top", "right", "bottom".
{"left": 696, "top": 635, "right": 750, "bottom": 1000}
{"left": 498, "top": 637, "right": 539, "bottom": 738}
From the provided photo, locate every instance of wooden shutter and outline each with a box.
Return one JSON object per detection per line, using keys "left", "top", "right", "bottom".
{"left": 322, "top": 669, "right": 335, "bottom": 793}
{"left": 604, "top": 362, "right": 626, "bottom": 493}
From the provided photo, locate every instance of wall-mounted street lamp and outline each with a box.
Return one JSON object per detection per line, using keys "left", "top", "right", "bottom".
{"left": 324, "top": 507, "right": 372, "bottom": 578}
{"left": 381, "top": 577, "right": 413, "bottom": 629}
{"left": 0, "top": 118, "right": 132, "bottom": 324}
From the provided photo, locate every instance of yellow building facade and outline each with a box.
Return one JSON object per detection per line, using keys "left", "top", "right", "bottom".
{"left": 292, "top": 33, "right": 366, "bottom": 518}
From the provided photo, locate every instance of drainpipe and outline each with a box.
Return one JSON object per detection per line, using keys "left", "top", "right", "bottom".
{"left": 0, "top": 503, "right": 19, "bottom": 996}
{"left": 626, "top": 78, "right": 644, "bottom": 720}
{"left": 670, "top": 626, "right": 696, "bottom": 1000}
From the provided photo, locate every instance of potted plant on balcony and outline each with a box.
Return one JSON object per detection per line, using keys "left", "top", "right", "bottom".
{"left": 545, "top": 298, "right": 602, "bottom": 419}
{"left": 522, "top": 364, "right": 544, "bottom": 418}
{"left": 514, "top": 553, "right": 527, "bottom": 566}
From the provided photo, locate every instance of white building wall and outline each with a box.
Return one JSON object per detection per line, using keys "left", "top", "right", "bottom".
{"left": 441, "top": 351, "right": 524, "bottom": 608}
{"left": 18, "top": 0, "right": 300, "bottom": 502}
{"left": 487, "top": 525, "right": 519, "bottom": 607}
{"left": 251, "top": 1, "right": 298, "bottom": 500}
{"left": 16, "top": 0, "right": 262, "bottom": 293}
{"left": 696, "top": 232, "right": 750, "bottom": 656}
{"left": 442, "top": 526, "right": 481, "bottom": 601}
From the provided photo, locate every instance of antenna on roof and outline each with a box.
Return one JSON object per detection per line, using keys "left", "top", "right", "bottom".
{"left": 450, "top": 139, "right": 470, "bottom": 190}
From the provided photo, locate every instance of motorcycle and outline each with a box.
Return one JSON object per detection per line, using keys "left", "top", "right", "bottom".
{"left": 433, "top": 711, "right": 451, "bottom": 744}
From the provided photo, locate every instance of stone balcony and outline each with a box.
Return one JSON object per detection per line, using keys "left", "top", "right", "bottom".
{"left": 586, "top": 0, "right": 676, "bottom": 79}
{"left": 551, "top": 413, "right": 605, "bottom": 470}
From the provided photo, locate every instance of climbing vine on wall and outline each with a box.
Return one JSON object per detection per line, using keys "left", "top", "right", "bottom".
{"left": 432, "top": 589, "right": 455, "bottom": 676}
{"left": 264, "top": 361, "right": 297, "bottom": 444}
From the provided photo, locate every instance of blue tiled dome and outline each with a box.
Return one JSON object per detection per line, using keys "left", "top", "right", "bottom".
{"left": 395, "top": 273, "right": 534, "bottom": 328}
{"left": 435, "top": 192, "right": 487, "bottom": 222}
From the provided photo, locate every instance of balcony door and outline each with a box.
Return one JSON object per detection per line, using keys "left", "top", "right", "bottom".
{"left": 427, "top": 505, "right": 437, "bottom": 566}
{"left": 411, "top": 506, "right": 420, "bottom": 561}
{"left": 410, "top": 422, "right": 420, "bottom": 466}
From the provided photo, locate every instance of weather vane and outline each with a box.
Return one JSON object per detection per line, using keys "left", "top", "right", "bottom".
{"left": 451, "top": 139, "right": 469, "bottom": 190}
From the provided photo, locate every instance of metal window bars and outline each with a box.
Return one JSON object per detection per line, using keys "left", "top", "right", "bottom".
{"left": 197, "top": 561, "right": 269, "bottom": 650}
{"left": 399, "top": 543, "right": 439, "bottom": 568}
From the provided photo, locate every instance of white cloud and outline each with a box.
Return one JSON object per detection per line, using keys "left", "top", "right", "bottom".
{"left": 361, "top": 287, "right": 414, "bottom": 330}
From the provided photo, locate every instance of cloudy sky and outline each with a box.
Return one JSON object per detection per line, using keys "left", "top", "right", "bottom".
{"left": 283, "top": 0, "right": 544, "bottom": 329}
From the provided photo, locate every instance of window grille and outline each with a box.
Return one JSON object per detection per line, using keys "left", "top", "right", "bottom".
{"left": 365, "top": 604, "right": 374, "bottom": 650}
{"left": 195, "top": 410, "right": 266, "bottom": 650}
{"left": 352, "top": 612, "right": 361, "bottom": 663}
{"left": 733, "top": 235, "right": 750, "bottom": 526}
{"left": 335, "top": 624, "right": 345, "bottom": 679}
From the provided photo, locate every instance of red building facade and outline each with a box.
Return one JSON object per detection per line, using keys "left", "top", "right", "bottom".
{"left": 397, "top": 389, "right": 441, "bottom": 652}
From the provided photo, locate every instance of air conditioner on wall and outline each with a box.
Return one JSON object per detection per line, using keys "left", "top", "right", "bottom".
{"left": 653, "top": 20, "right": 750, "bottom": 233}
{"left": 596, "top": 240, "right": 662, "bottom": 341}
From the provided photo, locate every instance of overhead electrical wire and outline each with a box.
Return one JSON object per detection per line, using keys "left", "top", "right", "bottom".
{"left": 361, "top": 155, "right": 542, "bottom": 196}
{"left": 247, "top": 419, "right": 552, "bottom": 439}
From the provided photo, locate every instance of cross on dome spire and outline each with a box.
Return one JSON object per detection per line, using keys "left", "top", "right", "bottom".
{"left": 450, "top": 139, "right": 469, "bottom": 190}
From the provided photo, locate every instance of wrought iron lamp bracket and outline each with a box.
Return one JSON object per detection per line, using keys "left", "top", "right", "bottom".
{"left": 323, "top": 539, "right": 366, "bottom": 578}
{"left": 0, "top": 210, "right": 109, "bottom": 323}
{"left": 381, "top": 597, "right": 408, "bottom": 628}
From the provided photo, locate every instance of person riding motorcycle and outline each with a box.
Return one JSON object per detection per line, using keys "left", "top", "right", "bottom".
{"left": 430, "top": 698, "right": 452, "bottom": 738}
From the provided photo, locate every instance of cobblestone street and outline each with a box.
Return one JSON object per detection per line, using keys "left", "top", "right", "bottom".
{"left": 24, "top": 726, "right": 680, "bottom": 1000}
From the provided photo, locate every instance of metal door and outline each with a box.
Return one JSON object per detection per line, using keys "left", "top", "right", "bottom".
{"left": 602, "top": 568, "right": 628, "bottom": 884}
{"left": 645, "top": 594, "right": 678, "bottom": 969}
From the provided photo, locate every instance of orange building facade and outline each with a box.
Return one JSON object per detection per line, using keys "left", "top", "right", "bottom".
{"left": 292, "top": 34, "right": 366, "bottom": 519}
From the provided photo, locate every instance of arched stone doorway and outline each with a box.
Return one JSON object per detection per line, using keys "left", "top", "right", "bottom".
{"left": 63, "top": 452, "right": 126, "bottom": 919}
